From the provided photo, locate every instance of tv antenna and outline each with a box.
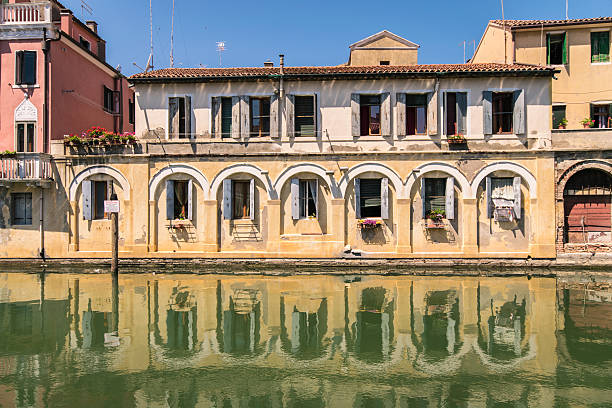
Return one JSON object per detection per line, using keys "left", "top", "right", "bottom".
{"left": 566, "top": 0, "right": 569, "bottom": 20}
{"left": 459, "top": 40, "right": 466, "bottom": 63}
{"left": 80, "top": 0, "right": 92, "bottom": 19}
{"left": 217, "top": 41, "right": 226, "bottom": 67}
{"left": 134, "top": 0, "right": 154, "bottom": 72}
{"left": 170, "top": 0, "right": 175, "bottom": 67}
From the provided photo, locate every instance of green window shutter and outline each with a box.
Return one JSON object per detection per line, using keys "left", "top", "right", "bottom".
{"left": 546, "top": 34, "right": 551, "bottom": 65}
{"left": 562, "top": 33, "right": 567, "bottom": 65}
{"left": 601, "top": 32, "right": 610, "bottom": 62}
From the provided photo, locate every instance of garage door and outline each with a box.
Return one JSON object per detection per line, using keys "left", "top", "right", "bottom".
{"left": 565, "top": 195, "right": 611, "bottom": 233}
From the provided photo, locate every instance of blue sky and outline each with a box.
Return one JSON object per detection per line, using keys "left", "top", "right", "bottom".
{"left": 60, "top": 0, "right": 608, "bottom": 76}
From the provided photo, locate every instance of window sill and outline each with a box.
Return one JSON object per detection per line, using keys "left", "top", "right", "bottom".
{"left": 12, "top": 84, "right": 39, "bottom": 89}
{"left": 591, "top": 61, "right": 611, "bottom": 66}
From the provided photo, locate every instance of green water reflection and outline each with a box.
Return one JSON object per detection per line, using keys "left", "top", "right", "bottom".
{"left": 0, "top": 273, "right": 611, "bottom": 407}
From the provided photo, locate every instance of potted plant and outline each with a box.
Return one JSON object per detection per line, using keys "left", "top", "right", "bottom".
{"left": 358, "top": 218, "right": 383, "bottom": 229}
{"left": 447, "top": 134, "right": 467, "bottom": 144}
{"left": 558, "top": 118, "right": 568, "bottom": 129}
{"left": 64, "top": 134, "right": 83, "bottom": 146}
{"left": 580, "top": 118, "right": 595, "bottom": 128}
{"left": 0, "top": 150, "right": 16, "bottom": 158}
{"left": 425, "top": 209, "right": 446, "bottom": 228}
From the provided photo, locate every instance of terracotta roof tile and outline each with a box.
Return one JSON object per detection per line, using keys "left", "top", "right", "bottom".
{"left": 130, "top": 63, "right": 554, "bottom": 81}
{"left": 491, "top": 17, "right": 612, "bottom": 29}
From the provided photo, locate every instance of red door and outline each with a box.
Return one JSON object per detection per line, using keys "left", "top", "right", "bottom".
{"left": 565, "top": 195, "right": 611, "bottom": 240}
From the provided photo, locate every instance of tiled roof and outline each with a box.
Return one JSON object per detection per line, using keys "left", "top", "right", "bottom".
{"left": 491, "top": 17, "right": 612, "bottom": 29}
{"left": 130, "top": 63, "right": 554, "bottom": 81}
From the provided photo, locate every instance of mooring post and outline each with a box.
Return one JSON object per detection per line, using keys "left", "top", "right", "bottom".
{"left": 110, "top": 193, "right": 119, "bottom": 276}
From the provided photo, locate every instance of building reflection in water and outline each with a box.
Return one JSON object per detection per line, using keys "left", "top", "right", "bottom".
{"left": 0, "top": 273, "right": 610, "bottom": 407}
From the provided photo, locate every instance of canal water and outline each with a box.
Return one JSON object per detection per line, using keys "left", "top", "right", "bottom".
{"left": 0, "top": 273, "right": 611, "bottom": 407}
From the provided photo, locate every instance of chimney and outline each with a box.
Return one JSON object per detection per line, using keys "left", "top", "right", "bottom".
{"left": 86, "top": 20, "right": 98, "bottom": 34}
{"left": 263, "top": 59, "right": 274, "bottom": 67}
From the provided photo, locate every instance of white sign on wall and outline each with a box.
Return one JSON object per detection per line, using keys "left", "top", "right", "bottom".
{"left": 104, "top": 200, "right": 120, "bottom": 213}
{"left": 14, "top": 96, "right": 38, "bottom": 122}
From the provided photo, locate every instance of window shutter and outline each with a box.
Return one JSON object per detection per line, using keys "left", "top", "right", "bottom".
{"left": 240, "top": 96, "right": 250, "bottom": 139}
{"left": 351, "top": 94, "right": 360, "bottom": 137}
{"left": 286, "top": 94, "right": 295, "bottom": 138}
{"left": 223, "top": 179, "right": 232, "bottom": 220}
{"left": 24, "top": 51, "right": 36, "bottom": 85}
{"left": 483, "top": 91, "right": 493, "bottom": 135}
{"left": 420, "top": 178, "right": 426, "bottom": 219}
{"left": 445, "top": 177, "right": 455, "bottom": 220}
{"left": 24, "top": 194, "right": 32, "bottom": 225}
{"left": 168, "top": 98, "right": 179, "bottom": 138}
{"left": 187, "top": 179, "right": 193, "bottom": 221}
{"left": 231, "top": 96, "right": 241, "bottom": 139}
{"left": 427, "top": 91, "right": 438, "bottom": 135}
{"left": 354, "top": 178, "right": 361, "bottom": 219}
{"left": 381, "top": 92, "right": 391, "bottom": 136}
{"left": 15, "top": 51, "right": 23, "bottom": 84}
{"left": 546, "top": 33, "right": 551, "bottom": 65}
{"left": 486, "top": 176, "right": 492, "bottom": 219}
{"left": 562, "top": 33, "right": 568, "bottom": 65}
{"left": 456, "top": 92, "right": 467, "bottom": 135}
{"left": 249, "top": 179, "right": 255, "bottom": 221}
{"left": 291, "top": 178, "right": 300, "bottom": 220}
{"left": 313, "top": 94, "right": 318, "bottom": 136}
{"left": 309, "top": 179, "right": 318, "bottom": 218}
{"left": 166, "top": 180, "right": 174, "bottom": 220}
{"left": 601, "top": 33, "right": 610, "bottom": 61}
{"left": 443, "top": 93, "right": 448, "bottom": 136}
{"left": 513, "top": 177, "right": 521, "bottom": 220}
{"left": 513, "top": 90, "right": 525, "bottom": 135}
{"left": 105, "top": 180, "right": 113, "bottom": 219}
{"left": 270, "top": 94, "right": 280, "bottom": 139}
{"left": 82, "top": 180, "right": 92, "bottom": 220}
{"left": 184, "top": 96, "right": 192, "bottom": 138}
{"left": 381, "top": 177, "right": 389, "bottom": 220}
{"left": 396, "top": 93, "right": 407, "bottom": 137}
{"left": 212, "top": 97, "right": 222, "bottom": 137}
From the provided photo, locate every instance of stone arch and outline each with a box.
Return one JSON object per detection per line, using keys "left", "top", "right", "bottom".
{"left": 149, "top": 164, "right": 210, "bottom": 200}
{"left": 405, "top": 162, "right": 470, "bottom": 197}
{"left": 339, "top": 162, "right": 404, "bottom": 198}
{"left": 69, "top": 165, "right": 131, "bottom": 201}
{"left": 274, "top": 163, "right": 339, "bottom": 198}
{"left": 557, "top": 160, "right": 612, "bottom": 200}
{"left": 471, "top": 162, "right": 537, "bottom": 200}
{"left": 210, "top": 163, "right": 274, "bottom": 199}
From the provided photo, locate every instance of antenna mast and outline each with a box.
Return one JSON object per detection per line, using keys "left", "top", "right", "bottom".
{"left": 145, "top": 0, "right": 154, "bottom": 72}
{"left": 170, "top": 0, "right": 175, "bottom": 67}
{"left": 566, "top": 0, "right": 569, "bottom": 19}
{"left": 80, "top": 0, "right": 92, "bottom": 20}
{"left": 217, "top": 41, "right": 226, "bottom": 67}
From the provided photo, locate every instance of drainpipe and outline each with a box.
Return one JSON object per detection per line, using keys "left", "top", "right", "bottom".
{"left": 40, "top": 189, "right": 45, "bottom": 259}
{"left": 279, "top": 54, "right": 285, "bottom": 98}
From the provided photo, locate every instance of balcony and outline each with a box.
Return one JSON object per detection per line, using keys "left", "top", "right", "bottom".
{"left": 0, "top": 153, "right": 53, "bottom": 187}
{"left": 0, "top": 2, "right": 58, "bottom": 40}
{"left": 552, "top": 128, "right": 612, "bottom": 151}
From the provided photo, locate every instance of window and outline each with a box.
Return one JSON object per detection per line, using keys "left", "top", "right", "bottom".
{"left": 379, "top": 60, "right": 390, "bottom": 65}
{"left": 294, "top": 95, "right": 315, "bottom": 137}
{"left": 547, "top": 33, "right": 567, "bottom": 65}
{"left": 221, "top": 97, "right": 232, "bottom": 138}
{"left": 172, "top": 180, "right": 188, "bottom": 219}
{"left": 82, "top": 180, "right": 111, "bottom": 221}
{"left": 128, "top": 99, "right": 135, "bottom": 125}
{"left": 250, "top": 97, "right": 270, "bottom": 137}
{"left": 406, "top": 94, "right": 427, "bottom": 135}
{"left": 553, "top": 105, "right": 567, "bottom": 129}
{"left": 166, "top": 179, "right": 193, "bottom": 220}
{"left": 79, "top": 36, "right": 91, "bottom": 51}
{"left": 424, "top": 178, "right": 446, "bottom": 216}
{"left": 103, "top": 86, "right": 117, "bottom": 113}
{"left": 93, "top": 180, "right": 108, "bottom": 220}
{"left": 15, "top": 50, "right": 36, "bottom": 85}
{"left": 168, "top": 96, "right": 191, "bottom": 138}
{"left": 444, "top": 92, "right": 467, "bottom": 136}
{"left": 360, "top": 95, "right": 381, "bottom": 136}
{"left": 486, "top": 176, "right": 521, "bottom": 220}
{"left": 233, "top": 181, "right": 251, "bottom": 219}
{"left": 492, "top": 92, "right": 513, "bottom": 134}
{"left": 16, "top": 122, "right": 35, "bottom": 152}
{"left": 591, "top": 104, "right": 612, "bottom": 129}
{"left": 299, "top": 180, "right": 317, "bottom": 219}
{"left": 11, "top": 193, "right": 32, "bottom": 226}
{"left": 359, "top": 179, "right": 382, "bottom": 218}
{"left": 591, "top": 31, "right": 610, "bottom": 63}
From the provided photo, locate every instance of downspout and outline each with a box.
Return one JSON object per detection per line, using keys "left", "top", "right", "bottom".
{"left": 118, "top": 75, "right": 124, "bottom": 133}
{"left": 279, "top": 54, "right": 285, "bottom": 98}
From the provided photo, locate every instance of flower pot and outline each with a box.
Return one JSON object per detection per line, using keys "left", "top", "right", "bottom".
{"left": 425, "top": 219, "right": 445, "bottom": 229}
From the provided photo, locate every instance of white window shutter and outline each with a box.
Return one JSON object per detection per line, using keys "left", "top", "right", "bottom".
{"left": 291, "top": 178, "right": 300, "bottom": 220}
{"left": 82, "top": 179, "right": 92, "bottom": 220}
{"left": 270, "top": 94, "right": 280, "bottom": 139}
{"left": 223, "top": 179, "right": 232, "bottom": 220}
{"left": 513, "top": 90, "right": 525, "bottom": 135}
{"left": 420, "top": 178, "right": 426, "bottom": 219}
{"left": 351, "top": 94, "right": 360, "bottom": 137}
{"left": 187, "top": 179, "right": 193, "bottom": 221}
{"left": 240, "top": 96, "right": 250, "bottom": 139}
{"left": 381, "top": 178, "right": 389, "bottom": 220}
{"left": 168, "top": 97, "right": 179, "bottom": 138}
{"left": 354, "top": 178, "right": 361, "bottom": 219}
{"left": 513, "top": 177, "right": 522, "bottom": 219}
{"left": 231, "top": 96, "right": 241, "bottom": 139}
{"left": 313, "top": 94, "right": 319, "bottom": 136}
{"left": 427, "top": 91, "right": 438, "bottom": 135}
{"left": 396, "top": 93, "right": 407, "bottom": 137}
{"left": 309, "top": 179, "right": 318, "bottom": 218}
{"left": 381, "top": 92, "right": 391, "bottom": 136}
{"left": 166, "top": 180, "right": 174, "bottom": 220}
{"left": 286, "top": 94, "right": 295, "bottom": 138}
{"left": 445, "top": 177, "right": 455, "bottom": 220}
{"left": 249, "top": 179, "right": 255, "bottom": 221}
{"left": 486, "top": 176, "right": 492, "bottom": 219}
{"left": 483, "top": 91, "right": 493, "bottom": 135}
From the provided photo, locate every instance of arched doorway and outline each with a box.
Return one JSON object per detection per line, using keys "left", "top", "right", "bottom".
{"left": 563, "top": 169, "right": 612, "bottom": 244}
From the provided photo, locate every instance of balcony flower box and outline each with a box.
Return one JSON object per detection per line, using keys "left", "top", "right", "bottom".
{"left": 425, "top": 209, "right": 446, "bottom": 229}
{"left": 0, "top": 150, "right": 17, "bottom": 158}
{"left": 358, "top": 218, "right": 383, "bottom": 229}
{"left": 447, "top": 135, "right": 467, "bottom": 144}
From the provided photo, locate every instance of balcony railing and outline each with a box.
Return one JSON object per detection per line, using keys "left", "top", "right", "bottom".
{"left": 0, "top": 2, "right": 53, "bottom": 25}
{"left": 0, "top": 153, "right": 52, "bottom": 181}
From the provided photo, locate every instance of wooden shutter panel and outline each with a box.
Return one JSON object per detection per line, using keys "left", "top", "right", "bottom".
{"left": 187, "top": 179, "right": 193, "bottom": 221}
{"left": 184, "top": 96, "right": 192, "bottom": 138}
{"left": 420, "top": 178, "right": 426, "bottom": 219}
{"left": 291, "top": 178, "right": 300, "bottom": 220}
{"left": 354, "top": 178, "right": 361, "bottom": 219}
{"left": 231, "top": 96, "right": 241, "bottom": 139}
{"left": 309, "top": 179, "right": 318, "bottom": 218}
{"left": 381, "top": 92, "right": 391, "bottom": 136}
{"left": 456, "top": 93, "right": 467, "bottom": 135}
{"left": 223, "top": 179, "right": 232, "bottom": 220}
{"left": 166, "top": 180, "right": 174, "bottom": 220}
{"left": 105, "top": 180, "right": 113, "bottom": 219}
{"left": 351, "top": 94, "right": 360, "bottom": 137}
{"left": 546, "top": 34, "right": 551, "bottom": 65}
{"left": 483, "top": 91, "right": 493, "bottom": 135}
{"left": 381, "top": 177, "right": 389, "bottom": 220}
{"left": 270, "top": 94, "right": 280, "bottom": 139}
{"left": 240, "top": 96, "right": 250, "bottom": 139}
{"left": 286, "top": 94, "right": 295, "bottom": 138}
{"left": 486, "top": 176, "right": 492, "bottom": 219}
{"left": 445, "top": 177, "right": 455, "bottom": 220}
{"left": 212, "top": 97, "right": 222, "bottom": 137}
{"left": 313, "top": 94, "right": 318, "bottom": 137}
{"left": 513, "top": 89, "right": 525, "bottom": 135}
{"left": 562, "top": 33, "right": 568, "bottom": 65}
{"left": 249, "top": 179, "right": 255, "bottom": 221}
{"left": 15, "top": 51, "right": 23, "bottom": 84}
{"left": 443, "top": 93, "right": 448, "bottom": 136}
{"left": 82, "top": 179, "right": 92, "bottom": 220}
{"left": 168, "top": 98, "right": 179, "bottom": 138}
{"left": 427, "top": 91, "right": 438, "bottom": 135}
{"left": 513, "top": 177, "right": 521, "bottom": 220}
{"left": 396, "top": 93, "right": 407, "bottom": 137}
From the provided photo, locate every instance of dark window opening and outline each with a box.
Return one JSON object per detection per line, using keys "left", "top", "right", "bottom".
{"left": 79, "top": 36, "right": 91, "bottom": 51}
{"left": 128, "top": 99, "right": 135, "bottom": 125}
{"left": 424, "top": 178, "right": 446, "bottom": 216}
{"left": 492, "top": 92, "right": 514, "bottom": 134}
{"left": 553, "top": 105, "right": 567, "bottom": 129}
{"left": 15, "top": 50, "right": 36, "bottom": 85}
{"left": 406, "top": 94, "right": 427, "bottom": 135}
{"left": 11, "top": 192, "right": 32, "bottom": 226}
{"left": 250, "top": 97, "right": 270, "bottom": 137}
{"left": 360, "top": 179, "right": 382, "bottom": 218}
{"left": 93, "top": 180, "right": 107, "bottom": 220}
{"left": 379, "top": 60, "right": 390, "bottom": 65}
{"left": 591, "top": 31, "right": 610, "bottom": 63}
{"left": 360, "top": 95, "right": 381, "bottom": 136}
{"left": 103, "top": 86, "right": 118, "bottom": 113}
{"left": 169, "top": 97, "right": 188, "bottom": 138}
{"left": 16, "top": 123, "right": 35, "bottom": 152}
{"left": 547, "top": 33, "right": 567, "bottom": 65}
{"left": 232, "top": 181, "right": 251, "bottom": 219}
{"left": 446, "top": 92, "right": 457, "bottom": 135}
{"left": 299, "top": 180, "right": 317, "bottom": 218}
{"left": 564, "top": 169, "right": 612, "bottom": 196}
{"left": 591, "top": 104, "right": 612, "bottom": 129}
{"left": 221, "top": 97, "right": 232, "bottom": 138}
{"left": 294, "top": 95, "right": 315, "bottom": 137}
{"left": 173, "top": 180, "right": 188, "bottom": 220}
